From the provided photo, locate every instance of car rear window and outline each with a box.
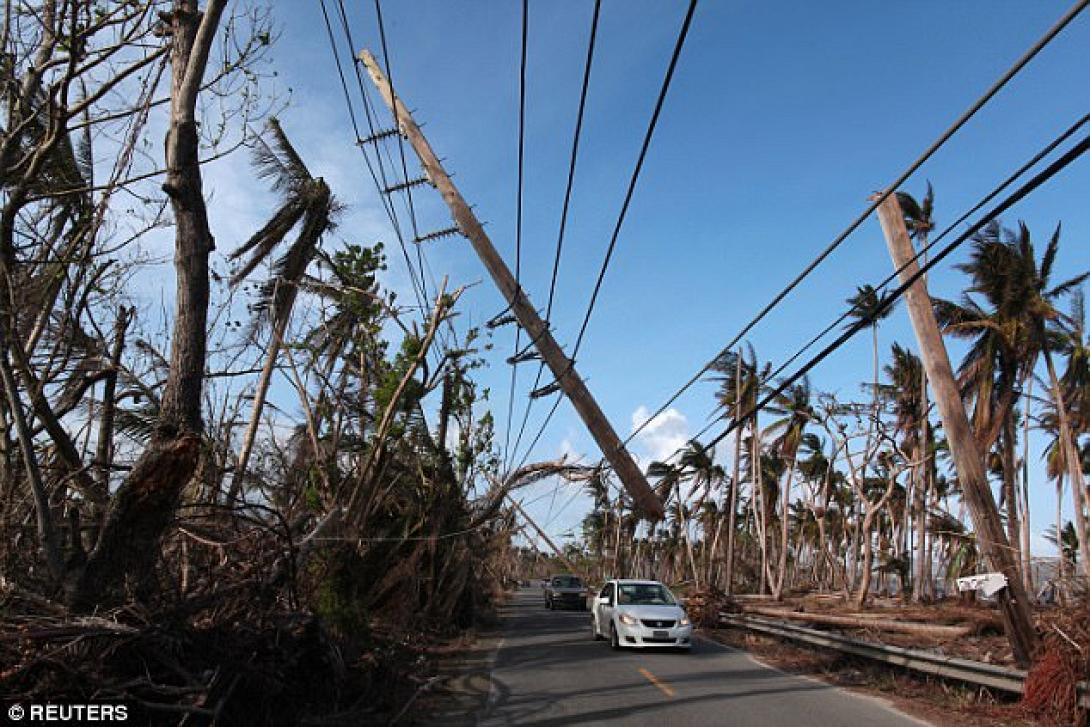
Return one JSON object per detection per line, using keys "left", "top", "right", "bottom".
{"left": 551, "top": 576, "right": 583, "bottom": 588}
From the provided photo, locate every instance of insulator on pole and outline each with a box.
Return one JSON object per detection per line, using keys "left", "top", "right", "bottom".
{"left": 383, "top": 175, "right": 430, "bottom": 195}
{"left": 531, "top": 380, "right": 562, "bottom": 399}
{"left": 357, "top": 127, "right": 400, "bottom": 145}
{"left": 413, "top": 226, "right": 461, "bottom": 244}
{"left": 486, "top": 312, "right": 518, "bottom": 329}
{"left": 506, "top": 344, "right": 541, "bottom": 366}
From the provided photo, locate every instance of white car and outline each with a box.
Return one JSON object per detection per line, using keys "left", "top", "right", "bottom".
{"left": 590, "top": 579, "right": 692, "bottom": 651}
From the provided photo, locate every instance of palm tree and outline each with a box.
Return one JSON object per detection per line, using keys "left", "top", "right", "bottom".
{"left": 936, "top": 220, "right": 1090, "bottom": 579}
{"left": 228, "top": 118, "right": 340, "bottom": 505}
{"left": 1055, "top": 290, "right": 1090, "bottom": 577}
{"left": 764, "top": 377, "right": 814, "bottom": 600}
{"left": 711, "top": 346, "right": 763, "bottom": 594}
{"left": 1044, "top": 521, "right": 1079, "bottom": 571}
{"left": 678, "top": 439, "right": 724, "bottom": 583}
{"left": 881, "top": 343, "right": 933, "bottom": 599}
{"left": 846, "top": 284, "right": 897, "bottom": 422}
{"left": 647, "top": 460, "right": 699, "bottom": 584}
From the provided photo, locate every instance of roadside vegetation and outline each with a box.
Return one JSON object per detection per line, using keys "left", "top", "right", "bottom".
{"left": 1, "top": 2, "right": 1087, "bottom": 725}
{"left": 0, "top": 2, "right": 536, "bottom": 722}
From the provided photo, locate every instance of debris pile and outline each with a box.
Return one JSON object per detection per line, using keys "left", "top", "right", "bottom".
{"left": 1024, "top": 600, "right": 1090, "bottom": 727}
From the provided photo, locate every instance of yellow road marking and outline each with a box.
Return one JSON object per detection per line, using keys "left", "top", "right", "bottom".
{"left": 638, "top": 667, "right": 676, "bottom": 698}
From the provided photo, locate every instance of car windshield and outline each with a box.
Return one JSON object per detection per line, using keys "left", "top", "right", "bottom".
{"left": 617, "top": 583, "right": 676, "bottom": 606}
{"left": 551, "top": 576, "right": 583, "bottom": 588}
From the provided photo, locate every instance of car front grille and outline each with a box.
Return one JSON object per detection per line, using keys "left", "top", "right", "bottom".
{"left": 640, "top": 619, "right": 676, "bottom": 628}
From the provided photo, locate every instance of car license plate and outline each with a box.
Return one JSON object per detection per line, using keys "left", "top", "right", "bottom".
{"left": 653, "top": 630, "right": 668, "bottom": 639}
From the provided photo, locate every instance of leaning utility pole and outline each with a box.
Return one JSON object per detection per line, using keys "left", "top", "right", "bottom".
{"left": 874, "top": 193, "right": 1036, "bottom": 667}
{"left": 360, "top": 49, "right": 663, "bottom": 520}
{"left": 507, "top": 495, "right": 581, "bottom": 575}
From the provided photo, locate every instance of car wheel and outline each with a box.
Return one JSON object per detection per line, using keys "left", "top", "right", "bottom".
{"left": 592, "top": 617, "right": 604, "bottom": 641}
{"left": 610, "top": 622, "right": 621, "bottom": 650}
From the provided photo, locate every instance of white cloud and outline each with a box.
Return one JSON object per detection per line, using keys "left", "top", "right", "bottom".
{"left": 558, "top": 430, "right": 580, "bottom": 461}
{"left": 630, "top": 405, "right": 690, "bottom": 464}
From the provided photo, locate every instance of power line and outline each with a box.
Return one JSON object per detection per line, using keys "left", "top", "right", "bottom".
{"left": 765, "top": 112, "right": 1090, "bottom": 386}
{"left": 508, "top": 0, "right": 603, "bottom": 466}
{"left": 622, "top": 0, "right": 1090, "bottom": 451}
{"left": 502, "top": 0, "right": 530, "bottom": 472}
{"left": 335, "top": 0, "right": 459, "bottom": 358}
{"left": 634, "top": 113, "right": 1090, "bottom": 474}
{"left": 373, "top": 0, "right": 429, "bottom": 308}
{"left": 318, "top": 0, "right": 429, "bottom": 322}
{"left": 510, "top": 0, "right": 699, "bottom": 471}
{"left": 701, "top": 131, "right": 1090, "bottom": 452}
{"left": 569, "top": 0, "right": 698, "bottom": 358}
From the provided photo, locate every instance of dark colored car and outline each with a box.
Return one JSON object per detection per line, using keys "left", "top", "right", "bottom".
{"left": 545, "top": 574, "right": 587, "bottom": 610}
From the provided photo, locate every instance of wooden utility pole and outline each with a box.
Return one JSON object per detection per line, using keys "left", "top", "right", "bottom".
{"left": 874, "top": 193, "right": 1036, "bottom": 667}
{"left": 360, "top": 49, "right": 663, "bottom": 520}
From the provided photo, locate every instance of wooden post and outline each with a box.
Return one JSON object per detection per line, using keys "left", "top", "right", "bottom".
{"left": 360, "top": 49, "right": 663, "bottom": 520}
{"left": 873, "top": 192, "right": 1036, "bottom": 667}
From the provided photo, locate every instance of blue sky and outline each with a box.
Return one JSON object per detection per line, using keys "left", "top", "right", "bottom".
{"left": 193, "top": 1, "right": 1090, "bottom": 555}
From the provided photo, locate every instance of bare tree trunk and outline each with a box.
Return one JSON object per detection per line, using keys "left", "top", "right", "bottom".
{"left": 753, "top": 422, "right": 769, "bottom": 594}
{"left": 228, "top": 279, "right": 295, "bottom": 505}
{"left": 724, "top": 385, "right": 743, "bottom": 594}
{"left": 92, "top": 307, "right": 132, "bottom": 527}
{"left": 913, "top": 416, "right": 930, "bottom": 601}
{"left": 0, "top": 326, "right": 63, "bottom": 580}
{"left": 1000, "top": 415, "right": 1023, "bottom": 588}
{"left": 772, "top": 450, "right": 798, "bottom": 601}
{"left": 68, "top": 0, "right": 226, "bottom": 609}
{"left": 1056, "top": 470, "right": 1066, "bottom": 582}
{"left": 1043, "top": 346, "right": 1090, "bottom": 579}
{"left": 1019, "top": 378, "right": 1033, "bottom": 595}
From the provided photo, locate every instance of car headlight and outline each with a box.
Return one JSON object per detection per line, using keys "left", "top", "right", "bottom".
{"left": 618, "top": 612, "right": 638, "bottom": 626}
{"left": 679, "top": 615, "right": 691, "bottom": 627}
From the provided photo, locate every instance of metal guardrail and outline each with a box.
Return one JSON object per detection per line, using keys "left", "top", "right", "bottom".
{"left": 719, "top": 612, "right": 1089, "bottom": 709}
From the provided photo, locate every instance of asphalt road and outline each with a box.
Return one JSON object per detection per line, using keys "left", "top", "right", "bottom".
{"left": 477, "top": 587, "right": 927, "bottom": 727}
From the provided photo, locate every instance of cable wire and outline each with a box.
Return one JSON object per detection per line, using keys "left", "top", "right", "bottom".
{"left": 318, "top": 0, "right": 429, "bottom": 321}
{"left": 373, "top": 0, "right": 429, "bottom": 307}
{"left": 701, "top": 131, "right": 1090, "bottom": 451}
{"left": 630, "top": 114, "right": 1090, "bottom": 475}
{"left": 622, "top": 0, "right": 1090, "bottom": 450}
{"left": 635, "top": 111, "right": 1090, "bottom": 475}
{"left": 508, "top": 0, "right": 602, "bottom": 465}
{"left": 569, "top": 0, "right": 698, "bottom": 358}
{"left": 502, "top": 0, "right": 530, "bottom": 471}
{"left": 510, "top": 0, "right": 699, "bottom": 471}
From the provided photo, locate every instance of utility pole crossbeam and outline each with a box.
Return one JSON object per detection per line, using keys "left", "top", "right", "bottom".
{"left": 359, "top": 49, "right": 664, "bottom": 520}
{"left": 873, "top": 193, "right": 1036, "bottom": 667}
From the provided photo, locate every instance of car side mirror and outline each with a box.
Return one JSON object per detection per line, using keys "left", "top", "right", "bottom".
{"left": 596, "top": 596, "right": 610, "bottom": 605}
